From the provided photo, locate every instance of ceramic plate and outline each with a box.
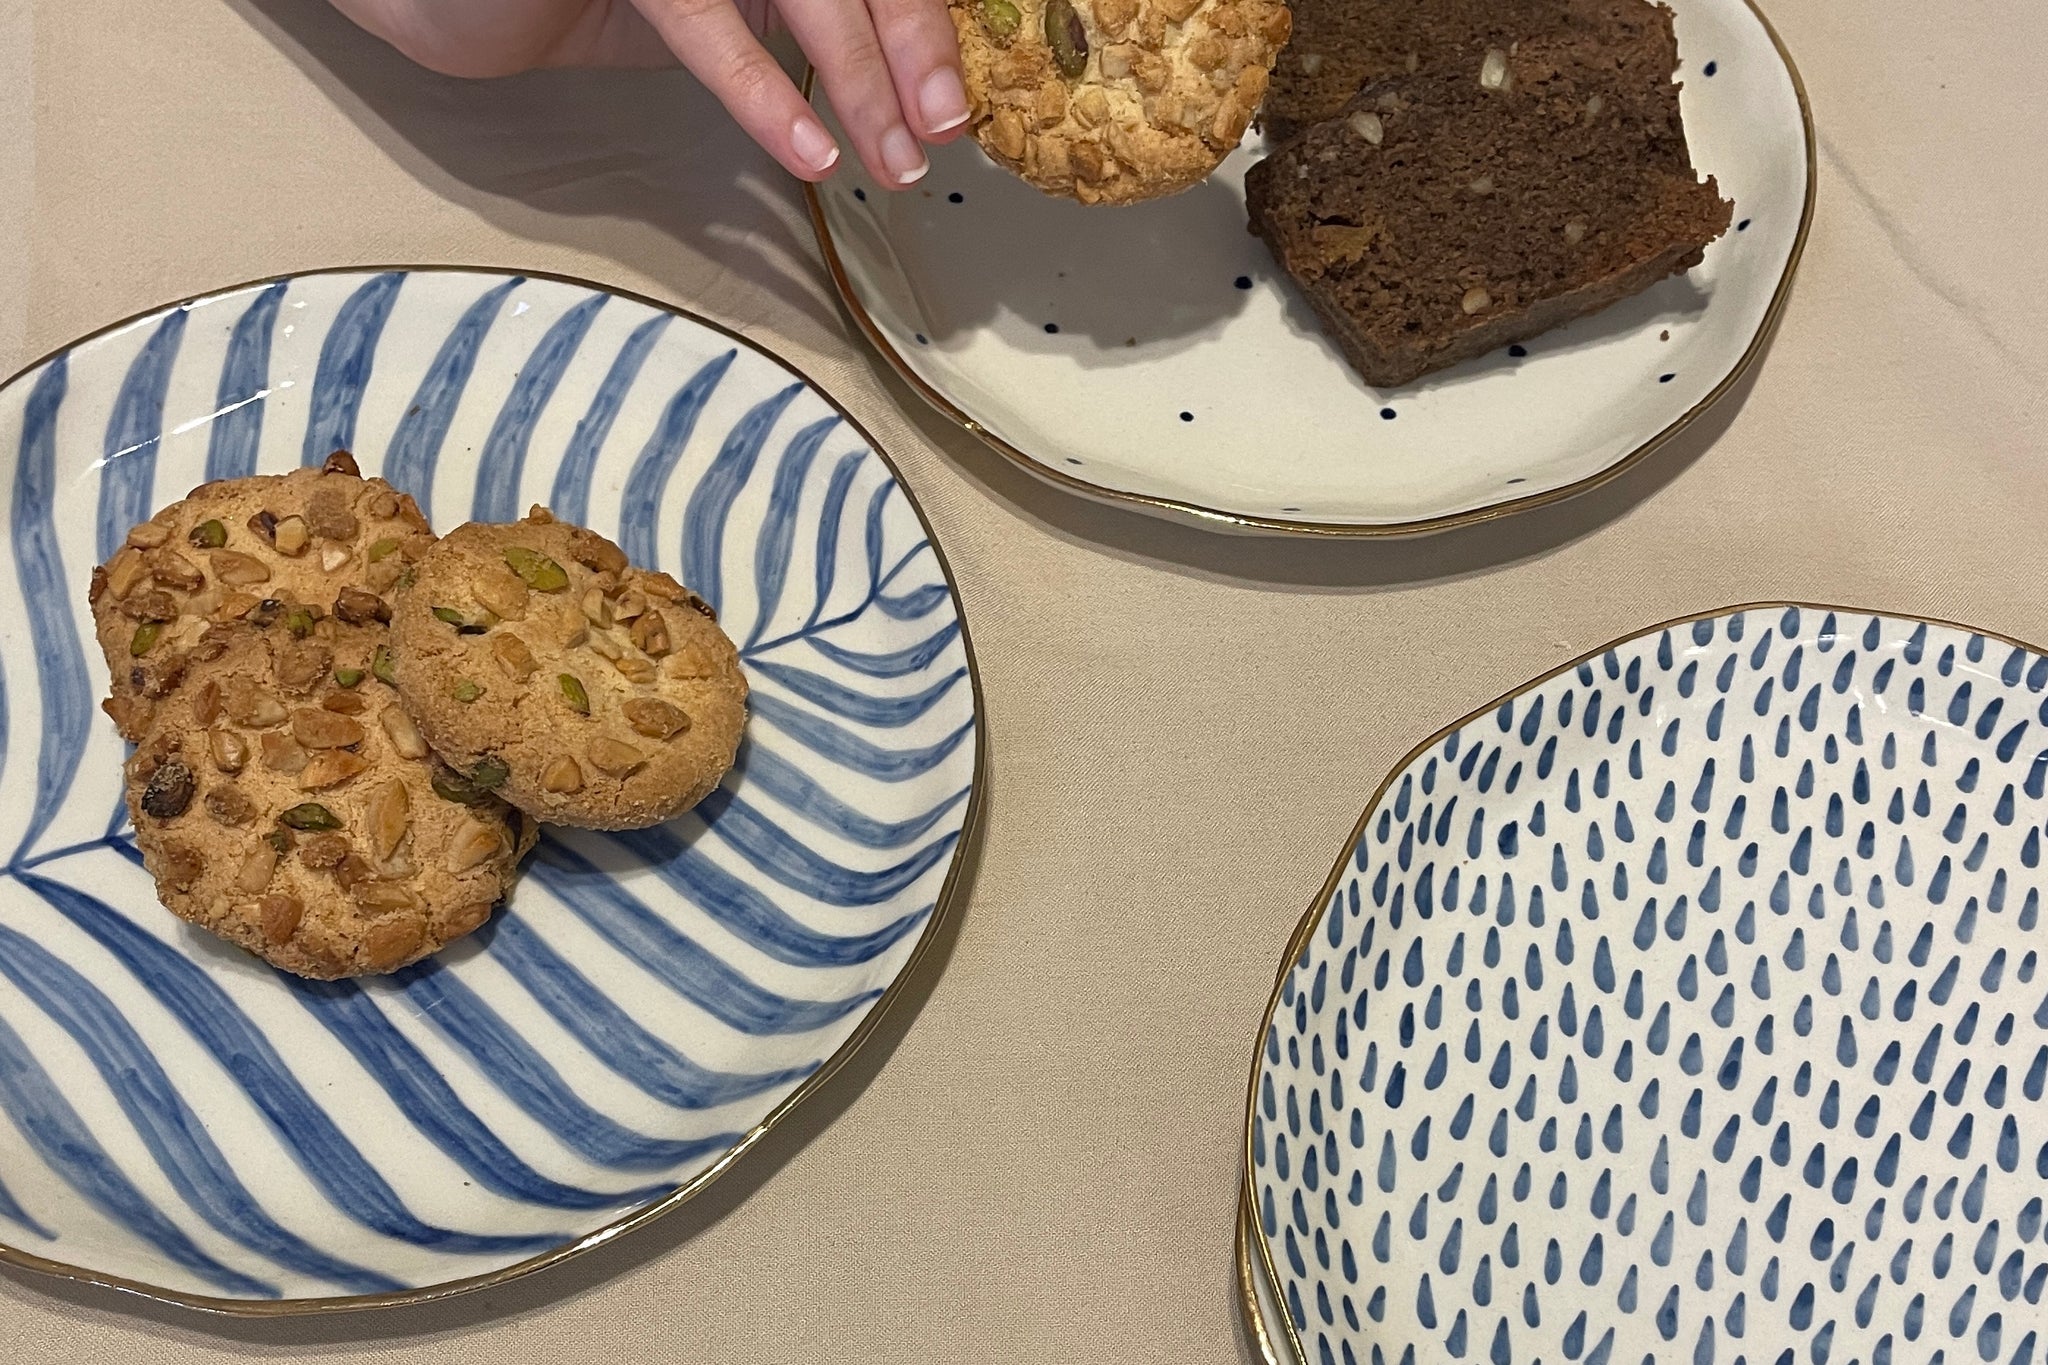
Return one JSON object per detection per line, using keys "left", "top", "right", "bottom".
{"left": 1246, "top": 605, "right": 2048, "bottom": 1365}
{"left": 1241, "top": 1183, "right": 1301, "bottom": 1365}
{"left": 805, "top": 0, "right": 1812, "bottom": 536}
{"left": 0, "top": 269, "right": 982, "bottom": 1313}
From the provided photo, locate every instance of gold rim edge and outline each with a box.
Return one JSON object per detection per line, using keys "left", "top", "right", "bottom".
{"left": 1237, "top": 1181, "right": 1286, "bottom": 1365}
{"left": 1237, "top": 603, "right": 2048, "bottom": 1365}
{"left": 800, "top": 0, "right": 1817, "bottom": 538}
{"left": 0, "top": 263, "right": 992, "bottom": 1319}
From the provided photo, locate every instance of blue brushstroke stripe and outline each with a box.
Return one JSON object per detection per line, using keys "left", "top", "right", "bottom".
{"left": 682, "top": 383, "right": 802, "bottom": 618}
{"left": 0, "top": 1008, "right": 276, "bottom": 1297}
{"left": 470, "top": 292, "right": 607, "bottom": 523}
{"left": 861, "top": 480, "right": 892, "bottom": 595}
{"left": 525, "top": 843, "right": 880, "bottom": 1033}
{"left": 743, "top": 415, "right": 840, "bottom": 649}
{"left": 734, "top": 743, "right": 971, "bottom": 850}
{"left": 697, "top": 788, "right": 959, "bottom": 907}
{"left": 804, "top": 451, "right": 866, "bottom": 633}
{"left": 0, "top": 925, "right": 402, "bottom": 1293}
{"left": 203, "top": 280, "right": 288, "bottom": 481}
{"left": 300, "top": 272, "right": 404, "bottom": 465}
{"left": 874, "top": 581, "right": 952, "bottom": 621}
{"left": 750, "top": 693, "right": 975, "bottom": 783}
{"left": 93, "top": 308, "right": 189, "bottom": 563}
{"left": 0, "top": 1165, "right": 54, "bottom": 1241}
{"left": 22, "top": 873, "right": 567, "bottom": 1255}
{"left": 803, "top": 619, "right": 962, "bottom": 679}
{"left": 290, "top": 979, "right": 673, "bottom": 1206}
{"left": 748, "top": 659, "right": 965, "bottom": 728}
{"left": 550, "top": 313, "right": 670, "bottom": 526}
{"left": 382, "top": 276, "right": 524, "bottom": 520}
{"left": 617, "top": 349, "right": 735, "bottom": 569}
{"left": 392, "top": 965, "right": 744, "bottom": 1169}
{"left": 485, "top": 915, "right": 815, "bottom": 1110}
{"left": 595, "top": 824, "right": 931, "bottom": 967}
{"left": 10, "top": 357, "right": 91, "bottom": 866}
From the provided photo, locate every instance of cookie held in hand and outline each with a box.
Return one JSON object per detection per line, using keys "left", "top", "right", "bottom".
{"left": 388, "top": 509, "right": 748, "bottom": 831}
{"left": 951, "top": 0, "right": 1291, "bottom": 203}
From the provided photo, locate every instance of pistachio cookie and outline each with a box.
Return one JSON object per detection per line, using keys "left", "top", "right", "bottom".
{"left": 387, "top": 509, "right": 748, "bottom": 831}
{"left": 124, "top": 622, "right": 533, "bottom": 980}
{"left": 951, "top": 0, "right": 1291, "bottom": 203}
{"left": 89, "top": 451, "right": 435, "bottom": 741}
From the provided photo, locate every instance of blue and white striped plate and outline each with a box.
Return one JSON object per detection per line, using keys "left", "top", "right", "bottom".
{"left": 0, "top": 268, "right": 982, "bottom": 1313}
{"left": 1247, "top": 606, "right": 2048, "bottom": 1365}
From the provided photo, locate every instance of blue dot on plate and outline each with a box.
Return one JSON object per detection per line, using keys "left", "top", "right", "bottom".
{"left": 948, "top": 191, "right": 964, "bottom": 203}
{"left": 1507, "top": 477, "right": 1527, "bottom": 485}
{"left": 1235, "top": 275, "right": 1253, "bottom": 290}
{"left": 1380, "top": 408, "right": 1397, "bottom": 420}
{"left": 1660, "top": 373, "right": 1676, "bottom": 383}
{"left": 1065, "top": 457, "right": 1083, "bottom": 465}
{"left": 914, "top": 334, "right": 928, "bottom": 345}
{"left": 1180, "top": 411, "right": 1194, "bottom": 422}
{"left": 1508, "top": 344, "right": 1528, "bottom": 358}
{"left": 1044, "top": 323, "right": 1060, "bottom": 334}
{"left": 854, "top": 188, "right": 867, "bottom": 201}
{"left": 1738, "top": 218, "right": 1752, "bottom": 232}
{"left": 1704, "top": 60, "right": 1718, "bottom": 76}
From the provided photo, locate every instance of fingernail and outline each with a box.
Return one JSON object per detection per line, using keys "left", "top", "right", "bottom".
{"left": 790, "top": 116, "right": 840, "bottom": 174}
{"left": 880, "top": 126, "right": 928, "bottom": 185}
{"left": 919, "top": 67, "right": 970, "bottom": 133}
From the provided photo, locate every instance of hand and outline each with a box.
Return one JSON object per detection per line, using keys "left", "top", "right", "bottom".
{"left": 329, "top": 0, "right": 971, "bottom": 187}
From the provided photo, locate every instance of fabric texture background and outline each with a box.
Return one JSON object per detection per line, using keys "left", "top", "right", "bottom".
{"left": 2, "top": 0, "right": 2043, "bottom": 1359}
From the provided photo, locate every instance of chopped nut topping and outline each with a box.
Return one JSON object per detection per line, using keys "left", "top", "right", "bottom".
{"left": 586, "top": 737, "right": 645, "bottom": 778}
{"left": 379, "top": 705, "right": 429, "bottom": 760}
{"left": 541, "top": 756, "right": 585, "bottom": 793}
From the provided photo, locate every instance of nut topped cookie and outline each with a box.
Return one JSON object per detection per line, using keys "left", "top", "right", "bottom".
{"left": 88, "top": 451, "right": 435, "bottom": 741}
{"left": 124, "top": 622, "right": 532, "bottom": 980}
{"left": 388, "top": 509, "right": 748, "bottom": 831}
{"left": 951, "top": 0, "right": 1291, "bottom": 203}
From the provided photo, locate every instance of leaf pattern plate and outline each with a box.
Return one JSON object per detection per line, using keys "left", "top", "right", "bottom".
{"left": 0, "top": 268, "right": 983, "bottom": 1313}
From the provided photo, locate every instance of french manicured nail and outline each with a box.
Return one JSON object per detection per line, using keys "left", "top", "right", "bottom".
{"left": 919, "top": 66, "right": 970, "bottom": 133}
{"left": 790, "top": 117, "right": 840, "bottom": 174}
{"left": 880, "top": 126, "right": 929, "bottom": 185}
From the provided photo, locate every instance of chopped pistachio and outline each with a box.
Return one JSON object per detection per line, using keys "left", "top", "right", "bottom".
{"left": 558, "top": 673, "right": 590, "bottom": 715}
{"left": 504, "top": 546, "right": 570, "bottom": 592}
{"left": 278, "top": 802, "right": 342, "bottom": 831}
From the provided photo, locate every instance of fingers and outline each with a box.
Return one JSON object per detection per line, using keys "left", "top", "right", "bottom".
{"left": 775, "top": 0, "right": 931, "bottom": 185}
{"left": 865, "top": 0, "right": 972, "bottom": 145}
{"left": 632, "top": 0, "right": 844, "bottom": 181}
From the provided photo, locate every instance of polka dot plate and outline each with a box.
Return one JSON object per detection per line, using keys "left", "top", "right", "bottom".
{"left": 803, "top": 0, "right": 1811, "bottom": 536}
{"left": 1245, "top": 606, "right": 2048, "bottom": 1365}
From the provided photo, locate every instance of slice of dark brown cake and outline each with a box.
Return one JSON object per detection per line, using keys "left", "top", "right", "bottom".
{"left": 1261, "top": 0, "right": 1685, "bottom": 145}
{"left": 1245, "top": 31, "right": 1731, "bottom": 388}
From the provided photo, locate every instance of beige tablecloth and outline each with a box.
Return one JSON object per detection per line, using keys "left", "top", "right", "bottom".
{"left": 4, "top": 0, "right": 2044, "bottom": 1359}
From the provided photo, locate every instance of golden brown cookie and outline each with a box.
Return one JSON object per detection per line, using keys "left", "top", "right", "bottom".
{"left": 951, "top": 0, "right": 1291, "bottom": 203}
{"left": 88, "top": 451, "right": 435, "bottom": 741}
{"left": 123, "top": 622, "right": 533, "bottom": 980}
{"left": 387, "top": 509, "right": 748, "bottom": 831}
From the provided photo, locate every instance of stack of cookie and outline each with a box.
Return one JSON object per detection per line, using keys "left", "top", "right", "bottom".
{"left": 90, "top": 454, "right": 747, "bottom": 980}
